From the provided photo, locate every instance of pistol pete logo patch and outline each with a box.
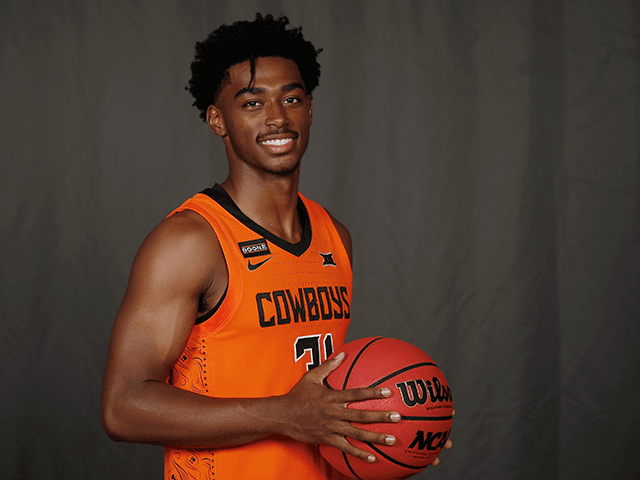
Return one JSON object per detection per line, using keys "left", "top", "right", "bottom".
{"left": 239, "top": 238, "right": 272, "bottom": 271}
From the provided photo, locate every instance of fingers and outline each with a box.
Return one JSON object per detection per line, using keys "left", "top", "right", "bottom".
{"left": 304, "top": 351, "right": 345, "bottom": 384}
{"left": 428, "top": 437, "right": 453, "bottom": 467}
{"left": 327, "top": 385, "right": 394, "bottom": 407}
{"left": 342, "top": 420, "right": 397, "bottom": 445}
{"left": 328, "top": 429, "right": 396, "bottom": 464}
{"left": 319, "top": 385, "right": 400, "bottom": 425}
{"left": 338, "top": 402, "right": 400, "bottom": 425}
{"left": 308, "top": 361, "right": 398, "bottom": 416}
{"left": 429, "top": 410, "right": 454, "bottom": 467}
{"left": 330, "top": 435, "right": 378, "bottom": 464}
{"left": 324, "top": 407, "right": 402, "bottom": 463}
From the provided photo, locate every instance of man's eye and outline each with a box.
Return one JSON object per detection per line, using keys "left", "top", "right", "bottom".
{"left": 284, "top": 97, "right": 300, "bottom": 104}
{"left": 244, "top": 101, "right": 260, "bottom": 108}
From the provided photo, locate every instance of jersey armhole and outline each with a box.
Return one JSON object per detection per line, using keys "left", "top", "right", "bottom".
{"left": 318, "top": 205, "right": 353, "bottom": 274}
{"left": 169, "top": 197, "right": 238, "bottom": 332}
{"left": 195, "top": 285, "right": 228, "bottom": 325}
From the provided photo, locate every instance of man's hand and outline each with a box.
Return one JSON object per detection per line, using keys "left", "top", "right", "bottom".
{"left": 396, "top": 428, "right": 453, "bottom": 479}
{"left": 279, "top": 352, "right": 401, "bottom": 463}
{"left": 428, "top": 435, "right": 453, "bottom": 466}
{"left": 423, "top": 409, "right": 454, "bottom": 469}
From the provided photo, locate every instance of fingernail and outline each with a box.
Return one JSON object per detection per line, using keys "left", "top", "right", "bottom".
{"left": 380, "top": 388, "right": 391, "bottom": 397}
{"left": 385, "top": 436, "right": 396, "bottom": 445}
{"left": 334, "top": 352, "right": 345, "bottom": 360}
{"left": 390, "top": 413, "right": 401, "bottom": 422}
{"left": 367, "top": 455, "right": 376, "bottom": 463}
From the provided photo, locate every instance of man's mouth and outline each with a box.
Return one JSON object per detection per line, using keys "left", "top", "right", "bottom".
{"left": 257, "top": 129, "right": 298, "bottom": 142}
{"left": 257, "top": 131, "right": 299, "bottom": 153}
{"left": 259, "top": 138, "right": 293, "bottom": 146}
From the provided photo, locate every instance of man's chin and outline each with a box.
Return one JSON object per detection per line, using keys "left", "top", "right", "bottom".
{"left": 259, "top": 158, "right": 302, "bottom": 177}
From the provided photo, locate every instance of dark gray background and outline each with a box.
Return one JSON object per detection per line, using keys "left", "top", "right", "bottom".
{"left": 1, "top": 1, "right": 639, "bottom": 479}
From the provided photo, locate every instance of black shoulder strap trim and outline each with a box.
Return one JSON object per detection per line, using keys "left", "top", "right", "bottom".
{"left": 195, "top": 286, "right": 228, "bottom": 325}
{"left": 200, "top": 184, "right": 312, "bottom": 257}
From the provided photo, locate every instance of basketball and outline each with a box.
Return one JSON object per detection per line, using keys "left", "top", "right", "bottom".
{"left": 320, "top": 337, "right": 453, "bottom": 480}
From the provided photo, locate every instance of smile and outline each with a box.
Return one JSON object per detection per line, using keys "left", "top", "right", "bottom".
{"left": 259, "top": 138, "right": 293, "bottom": 146}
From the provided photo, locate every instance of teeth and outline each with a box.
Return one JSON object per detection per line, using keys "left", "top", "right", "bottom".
{"left": 261, "top": 138, "right": 291, "bottom": 146}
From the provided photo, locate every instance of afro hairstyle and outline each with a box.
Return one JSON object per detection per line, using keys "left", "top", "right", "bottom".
{"left": 186, "top": 13, "right": 322, "bottom": 122}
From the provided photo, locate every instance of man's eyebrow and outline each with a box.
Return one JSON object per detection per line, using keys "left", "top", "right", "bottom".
{"left": 282, "top": 82, "right": 305, "bottom": 92}
{"left": 234, "top": 86, "right": 265, "bottom": 99}
{"left": 234, "top": 83, "right": 305, "bottom": 99}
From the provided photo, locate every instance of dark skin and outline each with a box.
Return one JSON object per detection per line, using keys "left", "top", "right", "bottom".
{"left": 101, "top": 56, "right": 451, "bottom": 465}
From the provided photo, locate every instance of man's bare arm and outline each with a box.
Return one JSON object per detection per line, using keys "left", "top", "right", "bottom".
{"left": 101, "top": 211, "right": 397, "bottom": 461}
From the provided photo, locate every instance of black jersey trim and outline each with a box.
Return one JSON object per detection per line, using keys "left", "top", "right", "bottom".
{"left": 195, "top": 286, "right": 228, "bottom": 325}
{"left": 200, "top": 184, "right": 312, "bottom": 257}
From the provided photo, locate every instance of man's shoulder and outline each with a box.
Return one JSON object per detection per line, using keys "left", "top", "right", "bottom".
{"left": 158, "top": 209, "right": 214, "bottom": 241}
{"left": 138, "top": 209, "right": 220, "bottom": 267}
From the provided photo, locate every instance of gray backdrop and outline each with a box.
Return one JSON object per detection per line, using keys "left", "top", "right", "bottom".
{"left": 1, "top": 1, "right": 639, "bottom": 479}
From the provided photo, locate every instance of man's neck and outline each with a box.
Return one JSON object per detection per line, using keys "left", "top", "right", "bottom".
{"left": 220, "top": 175, "right": 303, "bottom": 244}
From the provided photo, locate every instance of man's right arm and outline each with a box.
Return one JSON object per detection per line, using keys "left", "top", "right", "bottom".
{"left": 101, "top": 211, "right": 398, "bottom": 461}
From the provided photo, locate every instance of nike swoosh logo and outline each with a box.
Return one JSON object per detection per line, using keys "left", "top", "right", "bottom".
{"left": 247, "top": 256, "right": 272, "bottom": 271}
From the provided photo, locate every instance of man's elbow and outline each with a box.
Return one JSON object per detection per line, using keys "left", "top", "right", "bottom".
{"left": 101, "top": 394, "right": 134, "bottom": 442}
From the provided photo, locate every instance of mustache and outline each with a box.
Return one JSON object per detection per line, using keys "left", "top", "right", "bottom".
{"left": 256, "top": 128, "right": 299, "bottom": 141}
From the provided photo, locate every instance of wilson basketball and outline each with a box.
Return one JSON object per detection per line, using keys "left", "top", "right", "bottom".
{"left": 320, "top": 337, "right": 453, "bottom": 480}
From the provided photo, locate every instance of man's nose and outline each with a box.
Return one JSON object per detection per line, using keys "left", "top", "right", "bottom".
{"left": 265, "top": 102, "right": 288, "bottom": 128}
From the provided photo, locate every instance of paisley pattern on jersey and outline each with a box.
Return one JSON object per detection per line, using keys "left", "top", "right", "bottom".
{"left": 171, "top": 339, "right": 208, "bottom": 395}
{"left": 167, "top": 449, "right": 215, "bottom": 480}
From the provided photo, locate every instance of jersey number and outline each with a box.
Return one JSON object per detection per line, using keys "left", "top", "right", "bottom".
{"left": 294, "top": 334, "right": 334, "bottom": 371}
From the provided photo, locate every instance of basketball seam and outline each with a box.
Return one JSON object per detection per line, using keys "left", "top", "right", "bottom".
{"left": 366, "top": 362, "right": 438, "bottom": 388}
{"left": 401, "top": 415, "right": 454, "bottom": 421}
{"left": 342, "top": 337, "right": 385, "bottom": 390}
{"left": 342, "top": 451, "right": 362, "bottom": 480}
{"left": 364, "top": 442, "right": 428, "bottom": 469}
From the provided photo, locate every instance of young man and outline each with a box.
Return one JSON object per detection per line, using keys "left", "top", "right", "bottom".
{"left": 102, "top": 14, "right": 449, "bottom": 479}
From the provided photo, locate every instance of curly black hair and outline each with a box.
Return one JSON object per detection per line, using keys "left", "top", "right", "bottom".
{"left": 186, "top": 13, "right": 322, "bottom": 122}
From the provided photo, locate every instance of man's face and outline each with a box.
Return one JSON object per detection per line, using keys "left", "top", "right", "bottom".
{"left": 208, "top": 56, "right": 313, "bottom": 177}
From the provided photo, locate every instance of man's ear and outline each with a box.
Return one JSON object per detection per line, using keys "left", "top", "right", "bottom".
{"left": 207, "top": 105, "right": 227, "bottom": 137}
{"left": 308, "top": 95, "right": 313, "bottom": 125}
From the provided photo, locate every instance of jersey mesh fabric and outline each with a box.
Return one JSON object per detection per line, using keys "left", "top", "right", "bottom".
{"left": 163, "top": 187, "right": 352, "bottom": 480}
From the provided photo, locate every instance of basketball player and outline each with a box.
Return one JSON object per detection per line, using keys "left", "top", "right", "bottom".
{"left": 102, "top": 14, "right": 450, "bottom": 479}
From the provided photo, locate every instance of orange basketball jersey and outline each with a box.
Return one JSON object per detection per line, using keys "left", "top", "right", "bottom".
{"left": 164, "top": 185, "right": 352, "bottom": 480}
